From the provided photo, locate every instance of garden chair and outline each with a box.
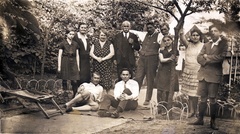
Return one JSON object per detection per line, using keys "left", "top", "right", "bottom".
{"left": 0, "top": 76, "right": 64, "bottom": 119}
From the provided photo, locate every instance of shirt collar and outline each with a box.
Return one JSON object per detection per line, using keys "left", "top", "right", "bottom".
{"left": 210, "top": 37, "right": 221, "bottom": 47}
{"left": 77, "top": 32, "right": 87, "bottom": 39}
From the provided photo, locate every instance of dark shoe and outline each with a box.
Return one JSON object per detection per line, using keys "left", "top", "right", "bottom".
{"left": 188, "top": 112, "right": 196, "bottom": 118}
{"left": 188, "top": 119, "right": 204, "bottom": 125}
{"left": 111, "top": 111, "right": 120, "bottom": 118}
{"left": 143, "top": 101, "right": 150, "bottom": 105}
{"left": 66, "top": 107, "right": 73, "bottom": 113}
{"left": 210, "top": 120, "right": 218, "bottom": 130}
{"left": 98, "top": 110, "right": 111, "bottom": 117}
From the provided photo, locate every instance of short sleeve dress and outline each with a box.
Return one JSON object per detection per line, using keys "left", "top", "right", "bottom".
{"left": 181, "top": 42, "right": 203, "bottom": 97}
{"left": 92, "top": 40, "right": 113, "bottom": 90}
{"left": 156, "top": 47, "right": 179, "bottom": 92}
{"left": 59, "top": 40, "right": 80, "bottom": 80}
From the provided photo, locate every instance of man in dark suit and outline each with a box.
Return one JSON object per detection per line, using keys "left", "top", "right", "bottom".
{"left": 189, "top": 24, "right": 228, "bottom": 130}
{"left": 112, "top": 21, "right": 140, "bottom": 80}
{"left": 73, "top": 22, "right": 91, "bottom": 94}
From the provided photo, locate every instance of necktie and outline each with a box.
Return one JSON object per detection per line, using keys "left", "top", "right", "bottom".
{"left": 124, "top": 33, "right": 128, "bottom": 39}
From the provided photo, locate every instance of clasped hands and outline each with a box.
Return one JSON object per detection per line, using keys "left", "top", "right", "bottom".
{"left": 96, "top": 57, "right": 105, "bottom": 63}
{"left": 118, "top": 93, "right": 132, "bottom": 101}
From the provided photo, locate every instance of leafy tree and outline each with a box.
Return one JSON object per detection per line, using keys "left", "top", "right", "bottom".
{"left": 0, "top": 0, "right": 41, "bottom": 77}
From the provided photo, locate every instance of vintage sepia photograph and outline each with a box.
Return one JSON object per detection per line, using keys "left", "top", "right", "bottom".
{"left": 1, "top": 0, "right": 240, "bottom": 133}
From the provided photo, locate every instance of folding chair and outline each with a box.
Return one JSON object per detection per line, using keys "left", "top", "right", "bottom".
{"left": 0, "top": 77, "right": 64, "bottom": 119}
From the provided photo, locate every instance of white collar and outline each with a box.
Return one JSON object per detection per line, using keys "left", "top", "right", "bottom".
{"left": 210, "top": 37, "right": 221, "bottom": 47}
{"left": 77, "top": 32, "right": 87, "bottom": 39}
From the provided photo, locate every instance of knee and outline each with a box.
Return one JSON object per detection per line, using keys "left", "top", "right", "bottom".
{"left": 91, "top": 103, "right": 99, "bottom": 111}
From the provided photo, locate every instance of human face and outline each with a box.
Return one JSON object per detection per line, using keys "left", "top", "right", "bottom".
{"left": 210, "top": 27, "right": 221, "bottom": 41}
{"left": 163, "top": 37, "right": 172, "bottom": 47}
{"left": 79, "top": 24, "right": 88, "bottom": 34}
{"left": 91, "top": 73, "right": 101, "bottom": 85}
{"left": 146, "top": 24, "right": 155, "bottom": 35}
{"left": 120, "top": 70, "right": 131, "bottom": 82}
{"left": 122, "top": 23, "right": 130, "bottom": 33}
{"left": 160, "top": 25, "right": 169, "bottom": 35}
{"left": 67, "top": 31, "right": 75, "bottom": 40}
{"left": 190, "top": 32, "right": 200, "bottom": 43}
{"left": 99, "top": 32, "right": 107, "bottom": 42}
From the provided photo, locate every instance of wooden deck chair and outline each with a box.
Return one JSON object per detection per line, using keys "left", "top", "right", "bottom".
{"left": 0, "top": 77, "right": 64, "bottom": 119}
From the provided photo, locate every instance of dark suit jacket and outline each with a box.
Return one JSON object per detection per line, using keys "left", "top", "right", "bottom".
{"left": 197, "top": 38, "right": 228, "bottom": 83}
{"left": 112, "top": 32, "right": 140, "bottom": 66}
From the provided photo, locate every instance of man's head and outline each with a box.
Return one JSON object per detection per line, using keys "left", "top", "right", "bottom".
{"left": 209, "top": 24, "right": 222, "bottom": 41}
{"left": 120, "top": 68, "right": 131, "bottom": 82}
{"left": 146, "top": 22, "right": 155, "bottom": 35}
{"left": 121, "top": 21, "right": 131, "bottom": 33}
{"left": 78, "top": 22, "right": 88, "bottom": 35}
{"left": 91, "top": 72, "right": 101, "bottom": 85}
{"left": 160, "top": 23, "right": 170, "bottom": 35}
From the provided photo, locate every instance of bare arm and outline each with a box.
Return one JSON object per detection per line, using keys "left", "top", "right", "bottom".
{"left": 159, "top": 53, "right": 173, "bottom": 63}
{"left": 76, "top": 49, "right": 80, "bottom": 71}
{"left": 102, "top": 44, "right": 115, "bottom": 61}
{"left": 58, "top": 49, "right": 63, "bottom": 72}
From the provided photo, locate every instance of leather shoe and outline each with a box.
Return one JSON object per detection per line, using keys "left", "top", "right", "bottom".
{"left": 143, "top": 101, "right": 150, "bottom": 105}
{"left": 188, "top": 119, "right": 204, "bottom": 125}
{"left": 66, "top": 107, "right": 73, "bottom": 113}
{"left": 111, "top": 111, "right": 120, "bottom": 118}
{"left": 210, "top": 120, "right": 218, "bottom": 130}
{"left": 98, "top": 110, "right": 111, "bottom": 117}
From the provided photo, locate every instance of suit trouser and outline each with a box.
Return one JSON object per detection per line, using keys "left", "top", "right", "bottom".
{"left": 99, "top": 94, "right": 138, "bottom": 111}
{"left": 135, "top": 55, "right": 159, "bottom": 102}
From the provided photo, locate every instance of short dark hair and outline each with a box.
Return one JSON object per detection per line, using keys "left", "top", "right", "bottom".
{"left": 92, "top": 71, "right": 101, "bottom": 78}
{"left": 78, "top": 22, "right": 88, "bottom": 29}
{"left": 160, "top": 22, "right": 170, "bottom": 30}
{"left": 146, "top": 22, "right": 155, "bottom": 27}
{"left": 209, "top": 24, "right": 222, "bottom": 32}
{"left": 120, "top": 68, "right": 131, "bottom": 74}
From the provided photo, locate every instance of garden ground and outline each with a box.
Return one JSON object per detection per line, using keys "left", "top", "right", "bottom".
{"left": 1, "top": 88, "right": 240, "bottom": 134}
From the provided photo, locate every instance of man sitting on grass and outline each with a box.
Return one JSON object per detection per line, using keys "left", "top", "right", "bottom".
{"left": 97, "top": 68, "right": 139, "bottom": 118}
{"left": 64, "top": 72, "right": 103, "bottom": 112}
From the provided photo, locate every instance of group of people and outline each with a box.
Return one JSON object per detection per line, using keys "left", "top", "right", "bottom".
{"left": 57, "top": 20, "right": 228, "bottom": 130}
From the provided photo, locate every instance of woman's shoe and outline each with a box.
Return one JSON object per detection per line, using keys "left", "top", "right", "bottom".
{"left": 188, "top": 112, "right": 196, "bottom": 118}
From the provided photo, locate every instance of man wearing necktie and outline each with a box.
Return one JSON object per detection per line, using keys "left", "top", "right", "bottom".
{"left": 189, "top": 24, "right": 228, "bottom": 130}
{"left": 98, "top": 68, "right": 139, "bottom": 118}
{"left": 112, "top": 21, "right": 140, "bottom": 81}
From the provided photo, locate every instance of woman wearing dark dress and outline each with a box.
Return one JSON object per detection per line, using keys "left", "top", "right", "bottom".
{"left": 90, "top": 29, "right": 114, "bottom": 92}
{"left": 72, "top": 22, "right": 91, "bottom": 86}
{"left": 156, "top": 35, "right": 179, "bottom": 104}
{"left": 58, "top": 28, "right": 80, "bottom": 97}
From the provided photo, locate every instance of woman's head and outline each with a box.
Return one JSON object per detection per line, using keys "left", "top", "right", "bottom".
{"left": 99, "top": 29, "right": 108, "bottom": 42}
{"left": 66, "top": 27, "right": 75, "bottom": 40}
{"left": 190, "top": 29, "right": 202, "bottom": 43}
{"left": 78, "top": 22, "right": 88, "bottom": 34}
{"left": 162, "top": 35, "right": 173, "bottom": 47}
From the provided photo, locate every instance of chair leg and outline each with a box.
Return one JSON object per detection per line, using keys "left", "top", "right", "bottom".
{"left": 35, "top": 102, "right": 50, "bottom": 119}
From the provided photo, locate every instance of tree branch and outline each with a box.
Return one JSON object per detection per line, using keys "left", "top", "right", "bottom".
{"left": 182, "top": 0, "right": 193, "bottom": 16}
{"left": 173, "top": 0, "right": 183, "bottom": 15}
{"left": 135, "top": 0, "right": 179, "bottom": 22}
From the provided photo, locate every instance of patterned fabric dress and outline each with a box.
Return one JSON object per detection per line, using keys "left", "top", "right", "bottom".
{"left": 59, "top": 40, "right": 80, "bottom": 80}
{"left": 92, "top": 40, "right": 113, "bottom": 90}
{"left": 181, "top": 42, "right": 203, "bottom": 97}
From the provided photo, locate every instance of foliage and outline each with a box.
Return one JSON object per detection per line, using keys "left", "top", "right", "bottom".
{"left": 0, "top": 0, "right": 41, "bottom": 74}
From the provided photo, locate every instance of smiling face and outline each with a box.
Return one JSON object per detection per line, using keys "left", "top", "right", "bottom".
{"left": 160, "top": 25, "right": 169, "bottom": 35}
{"left": 91, "top": 73, "right": 101, "bottom": 85}
{"left": 99, "top": 31, "right": 107, "bottom": 42}
{"left": 79, "top": 24, "right": 88, "bottom": 34}
{"left": 146, "top": 24, "right": 155, "bottom": 35}
{"left": 163, "top": 36, "right": 173, "bottom": 47}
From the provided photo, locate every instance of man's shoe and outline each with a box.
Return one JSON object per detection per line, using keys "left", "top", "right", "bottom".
{"left": 66, "top": 107, "right": 73, "bottom": 113}
{"left": 210, "top": 120, "right": 219, "bottom": 130}
{"left": 143, "top": 101, "right": 150, "bottom": 105}
{"left": 111, "top": 111, "right": 120, "bottom": 118}
{"left": 188, "top": 119, "right": 204, "bottom": 125}
{"left": 98, "top": 110, "right": 111, "bottom": 117}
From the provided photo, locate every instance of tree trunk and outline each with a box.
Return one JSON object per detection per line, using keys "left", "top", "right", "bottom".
{"left": 167, "top": 19, "right": 184, "bottom": 117}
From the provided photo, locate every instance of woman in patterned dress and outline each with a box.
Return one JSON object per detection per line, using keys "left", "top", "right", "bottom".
{"left": 180, "top": 28, "right": 204, "bottom": 118}
{"left": 58, "top": 28, "right": 80, "bottom": 97}
{"left": 90, "top": 30, "right": 114, "bottom": 92}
